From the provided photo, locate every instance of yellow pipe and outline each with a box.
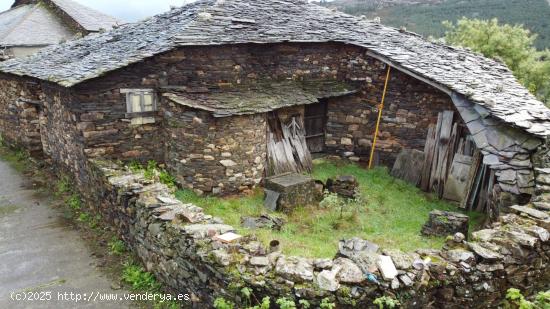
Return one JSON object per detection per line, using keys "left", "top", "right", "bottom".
{"left": 369, "top": 65, "right": 392, "bottom": 169}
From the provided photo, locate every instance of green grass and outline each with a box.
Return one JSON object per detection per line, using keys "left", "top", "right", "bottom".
{"left": 0, "top": 146, "right": 28, "bottom": 172}
{"left": 176, "top": 158, "right": 483, "bottom": 258}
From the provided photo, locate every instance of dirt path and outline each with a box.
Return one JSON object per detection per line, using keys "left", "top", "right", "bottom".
{"left": 0, "top": 159, "right": 132, "bottom": 309}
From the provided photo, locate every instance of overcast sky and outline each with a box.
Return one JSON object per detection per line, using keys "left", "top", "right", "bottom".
{"left": 0, "top": 0, "right": 327, "bottom": 21}
{"left": 0, "top": 0, "right": 197, "bottom": 22}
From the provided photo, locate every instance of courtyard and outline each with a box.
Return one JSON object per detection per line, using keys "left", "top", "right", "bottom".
{"left": 176, "top": 158, "right": 484, "bottom": 258}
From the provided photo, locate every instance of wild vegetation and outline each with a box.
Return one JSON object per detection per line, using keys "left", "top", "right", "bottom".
{"left": 443, "top": 18, "right": 550, "bottom": 106}
{"left": 322, "top": 0, "right": 550, "bottom": 50}
{"left": 320, "top": 0, "right": 550, "bottom": 106}
{"left": 504, "top": 288, "right": 550, "bottom": 309}
{"left": 177, "top": 158, "right": 483, "bottom": 258}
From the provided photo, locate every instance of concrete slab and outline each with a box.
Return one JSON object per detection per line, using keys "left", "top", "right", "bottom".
{"left": 0, "top": 159, "right": 132, "bottom": 309}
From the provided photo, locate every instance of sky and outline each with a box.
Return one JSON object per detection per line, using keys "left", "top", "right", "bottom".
{"left": 0, "top": 0, "right": 196, "bottom": 22}
{"left": 0, "top": 0, "right": 329, "bottom": 21}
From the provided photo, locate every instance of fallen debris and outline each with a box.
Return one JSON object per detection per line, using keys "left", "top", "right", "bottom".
{"left": 241, "top": 214, "right": 285, "bottom": 231}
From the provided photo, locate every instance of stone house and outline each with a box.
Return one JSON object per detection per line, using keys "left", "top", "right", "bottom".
{"left": 0, "top": 0, "right": 122, "bottom": 59}
{"left": 0, "top": 0, "right": 549, "bottom": 212}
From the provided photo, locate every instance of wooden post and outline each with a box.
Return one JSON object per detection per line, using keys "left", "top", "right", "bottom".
{"left": 369, "top": 65, "right": 392, "bottom": 169}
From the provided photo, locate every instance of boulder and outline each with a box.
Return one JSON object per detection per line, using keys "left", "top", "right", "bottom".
{"left": 275, "top": 256, "right": 314, "bottom": 282}
{"left": 250, "top": 256, "right": 270, "bottom": 267}
{"left": 382, "top": 249, "right": 414, "bottom": 270}
{"left": 316, "top": 269, "right": 340, "bottom": 291}
{"left": 334, "top": 258, "right": 365, "bottom": 283}
{"left": 445, "top": 249, "right": 475, "bottom": 263}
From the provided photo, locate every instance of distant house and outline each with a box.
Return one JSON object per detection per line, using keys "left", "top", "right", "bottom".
{"left": 0, "top": 0, "right": 122, "bottom": 59}
{"left": 0, "top": 0, "right": 549, "bottom": 213}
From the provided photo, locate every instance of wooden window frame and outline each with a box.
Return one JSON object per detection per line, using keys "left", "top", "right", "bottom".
{"left": 121, "top": 88, "right": 157, "bottom": 115}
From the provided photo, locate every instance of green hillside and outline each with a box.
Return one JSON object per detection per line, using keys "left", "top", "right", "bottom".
{"left": 325, "top": 0, "right": 550, "bottom": 50}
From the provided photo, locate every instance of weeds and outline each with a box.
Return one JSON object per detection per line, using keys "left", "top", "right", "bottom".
{"left": 67, "top": 193, "right": 82, "bottom": 210}
{"left": 108, "top": 237, "right": 126, "bottom": 255}
{"left": 55, "top": 176, "right": 72, "bottom": 197}
{"left": 504, "top": 288, "right": 550, "bottom": 309}
{"left": 127, "top": 160, "right": 177, "bottom": 189}
{"left": 122, "top": 262, "right": 161, "bottom": 292}
{"left": 373, "top": 296, "right": 401, "bottom": 308}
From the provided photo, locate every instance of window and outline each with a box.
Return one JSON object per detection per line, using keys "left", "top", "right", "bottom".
{"left": 121, "top": 89, "right": 157, "bottom": 114}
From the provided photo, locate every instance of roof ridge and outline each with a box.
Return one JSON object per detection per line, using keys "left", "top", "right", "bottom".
{"left": 50, "top": 0, "right": 121, "bottom": 21}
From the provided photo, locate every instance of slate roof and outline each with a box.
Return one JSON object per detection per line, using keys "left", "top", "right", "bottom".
{"left": 163, "top": 80, "right": 358, "bottom": 117}
{"left": 0, "top": 2, "right": 74, "bottom": 46}
{"left": 47, "top": 0, "right": 122, "bottom": 32}
{"left": 1, "top": 0, "right": 549, "bottom": 136}
{"left": 0, "top": 0, "right": 122, "bottom": 47}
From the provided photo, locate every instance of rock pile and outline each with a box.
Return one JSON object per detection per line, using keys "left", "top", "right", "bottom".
{"left": 326, "top": 175, "right": 359, "bottom": 199}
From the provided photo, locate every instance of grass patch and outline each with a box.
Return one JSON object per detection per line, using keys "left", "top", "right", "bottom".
{"left": 108, "top": 236, "right": 126, "bottom": 256}
{"left": 0, "top": 146, "right": 28, "bottom": 172}
{"left": 177, "top": 158, "right": 482, "bottom": 258}
{"left": 0, "top": 204, "right": 19, "bottom": 217}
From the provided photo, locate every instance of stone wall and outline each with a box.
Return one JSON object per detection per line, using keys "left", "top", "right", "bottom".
{"left": 72, "top": 82, "right": 164, "bottom": 163}
{"left": 325, "top": 64, "right": 457, "bottom": 166}
{"left": 71, "top": 42, "right": 456, "bottom": 172}
{"left": 163, "top": 100, "right": 267, "bottom": 195}
{"left": 0, "top": 42, "right": 542, "bottom": 199}
{"left": 39, "top": 83, "right": 91, "bottom": 186}
{"left": 82, "top": 159, "right": 550, "bottom": 309}
{"left": 0, "top": 73, "right": 42, "bottom": 154}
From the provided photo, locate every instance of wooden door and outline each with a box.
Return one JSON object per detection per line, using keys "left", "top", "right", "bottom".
{"left": 304, "top": 100, "right": 327, "bottom": 153}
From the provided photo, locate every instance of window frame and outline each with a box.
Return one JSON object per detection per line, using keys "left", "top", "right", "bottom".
{"left": 120, "top": 88, "right": 158, "bottom": 116}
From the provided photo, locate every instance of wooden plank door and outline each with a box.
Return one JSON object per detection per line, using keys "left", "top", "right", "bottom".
{"left": 304, "top": 100, "right": 327, "bottom": 153}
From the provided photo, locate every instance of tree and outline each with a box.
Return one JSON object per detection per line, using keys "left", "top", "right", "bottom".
{"left": 443, "top": 18, "right": 550, "bottom": 106}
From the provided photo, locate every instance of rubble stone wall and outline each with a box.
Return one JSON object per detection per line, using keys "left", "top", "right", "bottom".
{"left": 71, "top": 42, "right": 458, "bottom": 173}
{"left": 0, "top": 73, "right": 42, "bottom": 154}
{"left": 72, "top": 80, "right": 164, "bottom": 163}
{"left": 39, "top": 83, "right": 92, "bottom": 187}
{"left": 325, "top": 70, "right": 457, "bottom": 166}
{"left": 163, "top": 100, "right": 267, "bottom": 195}
{"left": 82, "top": 159, "right": 550, "bottom": 309}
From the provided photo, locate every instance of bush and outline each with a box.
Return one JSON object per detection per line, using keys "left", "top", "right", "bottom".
{"left": 444, "top": 18, "right": 550, "bottom": 105}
